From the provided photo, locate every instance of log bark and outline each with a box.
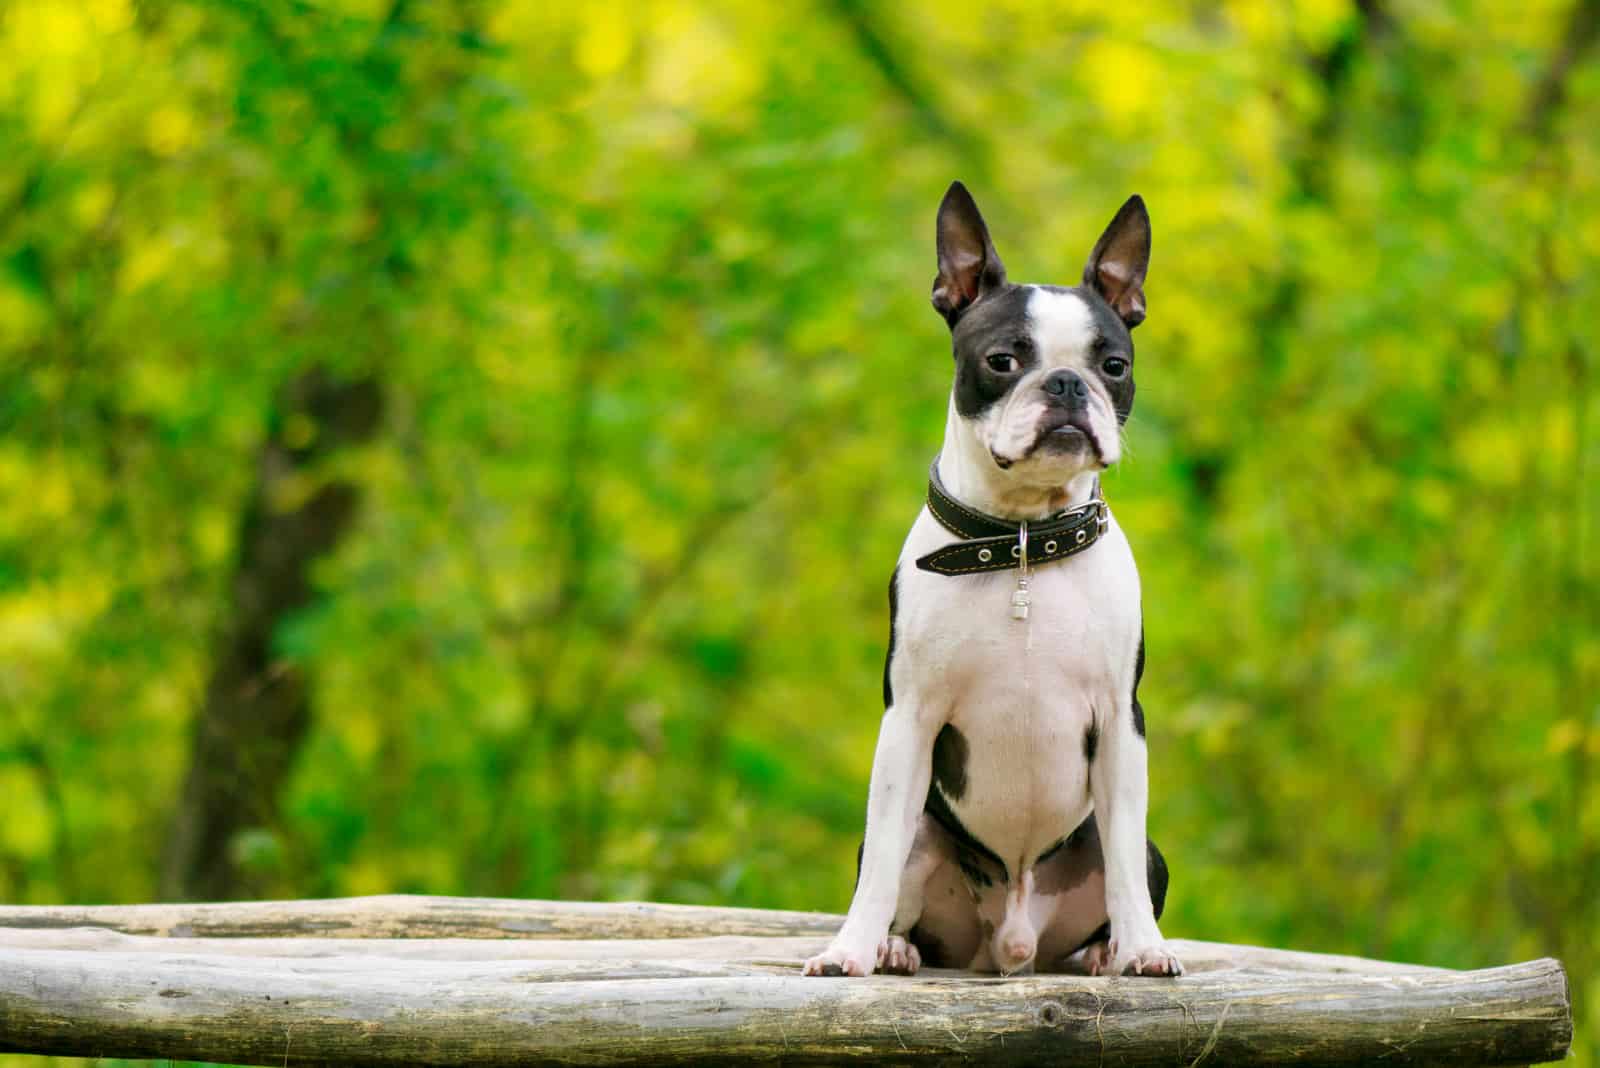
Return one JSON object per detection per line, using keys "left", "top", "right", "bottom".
{"left": 0, "top": 946, "right": 1569, "bottom": 1066}
{"left": 0, "top": 927, "right": 832, "bottom": 963}
{"left": 0, "top": 894, "right": 841, "bottom": 939}
{"left": 0, "top": 897, "right": 1572, "bottom": 1066}
{"left": 0, "top": 925, "right": 1449, "bottom": 976}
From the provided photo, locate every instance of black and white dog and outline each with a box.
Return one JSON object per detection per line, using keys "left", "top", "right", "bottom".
{"left": 802, "top": 183, "right": 1181, "bottom": 979}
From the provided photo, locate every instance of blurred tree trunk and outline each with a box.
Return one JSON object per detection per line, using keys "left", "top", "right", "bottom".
{"left": 161, "top": 371, "right": 381, "bottom": 901}
{"left": 159, "top": 0, "right": 485, "bottom": 902}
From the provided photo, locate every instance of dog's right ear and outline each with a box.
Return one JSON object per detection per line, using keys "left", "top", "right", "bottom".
{"left": 932, "top": 181, "right": 1007, "bottom": 327}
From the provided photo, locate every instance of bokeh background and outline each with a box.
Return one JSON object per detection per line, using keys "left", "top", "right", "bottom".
{"left": 1, "top": 0, "right": 1596, "bottom": 1064}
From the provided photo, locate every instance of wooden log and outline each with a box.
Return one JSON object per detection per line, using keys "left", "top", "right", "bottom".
{"left": 0, "top": 894, "right": 839, "bottom": 940}
{"left": 0, "top": 927, "right": 833, "bottom": 963}
{"left": 0, "top": 943, "right": 1570, "bottom": 1066}
{"left": 0, "top": 896, "right": 1456, "bottom": 974}
{"left": 0, "top": 899, "right": 1571, "bottom": 1064}
{"left": 0, "top": 925, "right": 1449, "bottom": 977}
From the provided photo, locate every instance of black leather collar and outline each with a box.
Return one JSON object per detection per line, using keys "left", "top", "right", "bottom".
{"left": 915, "top": 459, "right": 1109, "bottom": 576}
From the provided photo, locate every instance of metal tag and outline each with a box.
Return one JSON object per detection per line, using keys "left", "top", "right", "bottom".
{"left": 1011, "top": 521, "right": 1031, "bottom": 621}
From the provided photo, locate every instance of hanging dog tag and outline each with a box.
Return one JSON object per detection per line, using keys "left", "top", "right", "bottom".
{"left": 1010, "top": 579, "right": 1031, "bottom": 621}
{"left": 1011, "top": 522, "right": 1031, "bottom": 621}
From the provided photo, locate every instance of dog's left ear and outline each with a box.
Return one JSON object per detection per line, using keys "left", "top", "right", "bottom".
{"left": 1082, "top": 195, "right": 1151, "bottom": 328}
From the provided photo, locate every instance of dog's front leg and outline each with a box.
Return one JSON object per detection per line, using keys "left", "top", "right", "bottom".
{"left": 803, "top": 703, "right": 939, "bottom": 977}
{"left": 1091, "top": 697, "right": 1183, "bottom": 977}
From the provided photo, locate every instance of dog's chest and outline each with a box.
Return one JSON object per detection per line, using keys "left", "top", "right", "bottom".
{"left": 895, "top": 507, "right": 1142, "bottom": 869}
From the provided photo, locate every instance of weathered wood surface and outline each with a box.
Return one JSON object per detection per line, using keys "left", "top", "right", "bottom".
{"left": 0, "top": 896, "right": 1572, "bottom": 1067}
{"left": 0, "top": 893, "right": 841, "bottom": 940}
{"left": 0, "top": 926, "right": 830, "bottom": 963}
{"left": 0, "top": 922, "right": 1451, "bottom": 975}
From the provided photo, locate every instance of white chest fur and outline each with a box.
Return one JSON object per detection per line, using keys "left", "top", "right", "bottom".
{"left": 891, "top": 505, "right": 1142, "bottom": 877}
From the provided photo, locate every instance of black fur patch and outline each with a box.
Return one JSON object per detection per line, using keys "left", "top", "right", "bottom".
{"left": 1132, "top": 627, "right": 1146, "bottom": 737}
{"left": 1034, "top": 814, "right": 1102, "bottom": 891}
{"left": 1072, "top": 922, "right": 1111, "bottom": 957}
{"left": 882, "top": 567, "right": 899, "bottom": 709}
{"left": 1148, "top": 838, "right": 1170, "bottom": 920}
{"left": 1083, "top": 722, "right": 1100, "bottom": 764}
{"left": 908, "top": 922, "right": 950, "bottom": 968}
{"left": 950, "top": 285, "right": 1038, "bottom": 419}
{"left": 924, "top": 779, "right": 1007, "bottom": 885}
{"left": 931, "top": 724, "right": 968, "bottom": 801}
{"left": 958, "top": 856, "right": 993, "bottom": 889}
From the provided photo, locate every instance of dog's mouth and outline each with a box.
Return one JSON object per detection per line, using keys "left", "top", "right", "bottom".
{"left": 988, "top": 398, "right": 1110, "bottom": 470}
{"left": 1034, "top": 411, "right": 1103, "bottom": 460}
{"left": 1038, "top": 408, "right": 1091, "bottom": 436}
{"left": 991, "top": 421, "right": 1102, "bottom": 470}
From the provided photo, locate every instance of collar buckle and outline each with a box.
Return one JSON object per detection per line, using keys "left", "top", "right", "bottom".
{"left": 1058, "top": 497, "right": 1108, "bottom": 533}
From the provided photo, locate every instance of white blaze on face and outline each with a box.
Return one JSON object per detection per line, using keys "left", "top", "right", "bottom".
{"left": 984, "top": 288, "right": 1121, "bottom": 470}
{"left": 1027, "top": 286, "right": 1098, "bottom": 362}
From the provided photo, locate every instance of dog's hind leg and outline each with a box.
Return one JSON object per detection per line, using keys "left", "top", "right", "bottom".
{"left": 902, "top": 816, "right": 987, "bottom": 971}
{"left": 860, "top": 816, "right": 943, "bottom": 974}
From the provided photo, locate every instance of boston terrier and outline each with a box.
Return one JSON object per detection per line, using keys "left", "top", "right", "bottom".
{"left": 802, "top": 183, "right": 1181, "bottom": 979}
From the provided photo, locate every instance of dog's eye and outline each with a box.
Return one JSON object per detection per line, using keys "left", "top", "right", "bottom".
{"left": 1101, "top": 356, "right": 1129, "bottom": 378}
{"left": 986, "top": 354, "right": 1018, "bottom": 374}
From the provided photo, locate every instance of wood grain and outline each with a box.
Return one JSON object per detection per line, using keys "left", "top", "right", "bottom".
{"left": 0, "top": 897, "right": 1571, "bottom": 1066}
{"left": 0, "top": 894, "right": 840, "bottom": 940}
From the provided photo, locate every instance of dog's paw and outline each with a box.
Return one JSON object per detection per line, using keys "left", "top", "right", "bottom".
{"left": 1053, "top": 939, "right": 1113, "bottom": 975}
{"left": 876, "top": 934, "right": 921, "bottom": 975}
{"left": 1109, "top": 938, "right": 1184, "bottom": 977}
{"left": 1080, "top": 940, "right": 1114, "bottom": 976}
{"left": 802, "top": 941, "right": 875, "bottom": 977}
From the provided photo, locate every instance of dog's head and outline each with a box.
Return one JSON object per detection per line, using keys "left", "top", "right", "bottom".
{"left": 932, "top": 182, "right": 1150, "bottom": 488}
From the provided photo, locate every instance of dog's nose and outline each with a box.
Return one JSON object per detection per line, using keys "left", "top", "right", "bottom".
{"left": 1043, "top": 370, "right": 1088, "bottom": 399}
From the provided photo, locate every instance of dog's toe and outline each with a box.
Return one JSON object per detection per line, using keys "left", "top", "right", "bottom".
{"left": 1074, "top": 940, "right": 1113, "bottom": 976}
{"left": 1114, "top": 942, "right": 1184, "bottom": 978}
{"left": 803, "top": 945, "right": 873, "bottom": 977}
{"left": 878, "top": 935, "right": 920, "bottom": 975}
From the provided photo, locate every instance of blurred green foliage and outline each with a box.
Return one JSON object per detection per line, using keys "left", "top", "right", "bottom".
{"left": 1, "top": 0, "right": 1596, "bottom": 1064}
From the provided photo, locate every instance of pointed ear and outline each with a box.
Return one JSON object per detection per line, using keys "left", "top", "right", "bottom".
{"left": 932, "top": 181, "right": 1007, "bottom": 326}
{"left": 1082, "top": 195, "right": 1151, "bottom": 328}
